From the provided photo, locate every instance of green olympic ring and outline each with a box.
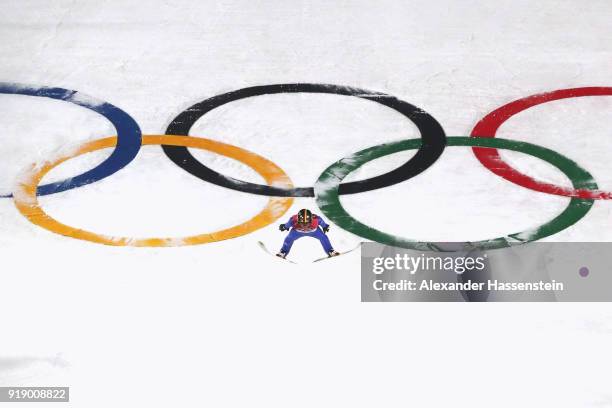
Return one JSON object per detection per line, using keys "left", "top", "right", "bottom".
{"left": 314, "top": 137, "right": 597, "bottom": 251}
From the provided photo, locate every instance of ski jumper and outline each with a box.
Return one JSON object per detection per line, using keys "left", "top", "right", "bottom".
{"left": 280, "top": 214, "right": 334, "bottom": 254}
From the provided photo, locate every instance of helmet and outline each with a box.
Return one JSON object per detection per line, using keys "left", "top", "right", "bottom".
{"left": 297, "top": 209, "right": 312, "bottom": 224}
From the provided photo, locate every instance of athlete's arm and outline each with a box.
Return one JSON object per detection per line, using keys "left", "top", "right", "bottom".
{"left": 315, "top": 215, "right": 329, "bottom": 228}
{"left": 315, "top": 215, "right": 330, "bottom": 232}
{"left": 279, "top": 217, "right": 295, "bottom": 231}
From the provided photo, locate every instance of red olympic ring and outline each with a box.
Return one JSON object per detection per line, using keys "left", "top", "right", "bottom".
{"left": 471, "top": 87, "right": 612, "bottom": 199}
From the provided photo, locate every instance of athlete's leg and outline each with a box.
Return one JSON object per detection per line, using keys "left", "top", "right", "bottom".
{"left": 310, "top": 228, "right": 334, "bottom": 253}
{"left": 280, "top": 229, "right": 305, "bottom": 254}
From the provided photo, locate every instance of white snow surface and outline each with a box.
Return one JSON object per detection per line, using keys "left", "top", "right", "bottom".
{"left": 1, "top": 0, "right": 612, "bottom": 406}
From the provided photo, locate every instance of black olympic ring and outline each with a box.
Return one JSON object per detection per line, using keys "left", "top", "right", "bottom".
{"left": 163, "top": 83, "right": 447, "bottom": 197}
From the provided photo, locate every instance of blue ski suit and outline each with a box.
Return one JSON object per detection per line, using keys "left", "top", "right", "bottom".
{"left": 280, "top": 214, "right": 334, "bottom": 254}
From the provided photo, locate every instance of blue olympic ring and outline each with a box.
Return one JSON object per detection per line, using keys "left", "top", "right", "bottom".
{"left": 0, "top": 82, "right": 142, "bottom": 197}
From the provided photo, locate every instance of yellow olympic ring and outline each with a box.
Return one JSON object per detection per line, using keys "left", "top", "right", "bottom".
{"left": 13, "top": 135, "right": 294, "bottom": 247}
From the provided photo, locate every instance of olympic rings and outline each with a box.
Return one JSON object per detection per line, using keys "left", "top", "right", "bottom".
{"left": 0, "top": 82, "right": 141, "bottom": 197}
{"left": 3, "top": 82, "right": 610, "bottom": 248}
{"left": 162, "top": 83, "right": 446, "bottom": 197}
{"left": 13, "top": 135, "right": 294, "bottom": 247}
{"left": 314, "top": 136, "right": 596, "bottom": 251}
{"left": 471, "top": 87, "right": 612, "bottom": 199}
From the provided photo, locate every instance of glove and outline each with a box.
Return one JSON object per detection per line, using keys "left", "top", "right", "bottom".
{"left": 279, "top": 224, "right": 288, "bottom": 231}
{"left": 322, "top": 226, "right": 330, "bottom": 233}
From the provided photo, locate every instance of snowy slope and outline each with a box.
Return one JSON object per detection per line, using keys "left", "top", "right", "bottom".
{"left": 1, "top": 1, "right": 612, "bottom": 406}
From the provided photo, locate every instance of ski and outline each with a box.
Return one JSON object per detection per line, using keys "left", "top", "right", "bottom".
{"left": 257, "top": 241, "right": 297, "bottom": 264}
{"left": 312, "top": 243, "right": 362, "bottom": 263}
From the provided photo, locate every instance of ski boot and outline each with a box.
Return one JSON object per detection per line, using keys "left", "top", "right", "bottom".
{"left": 327, "top": 250, "right": 340, "bottom": 257}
